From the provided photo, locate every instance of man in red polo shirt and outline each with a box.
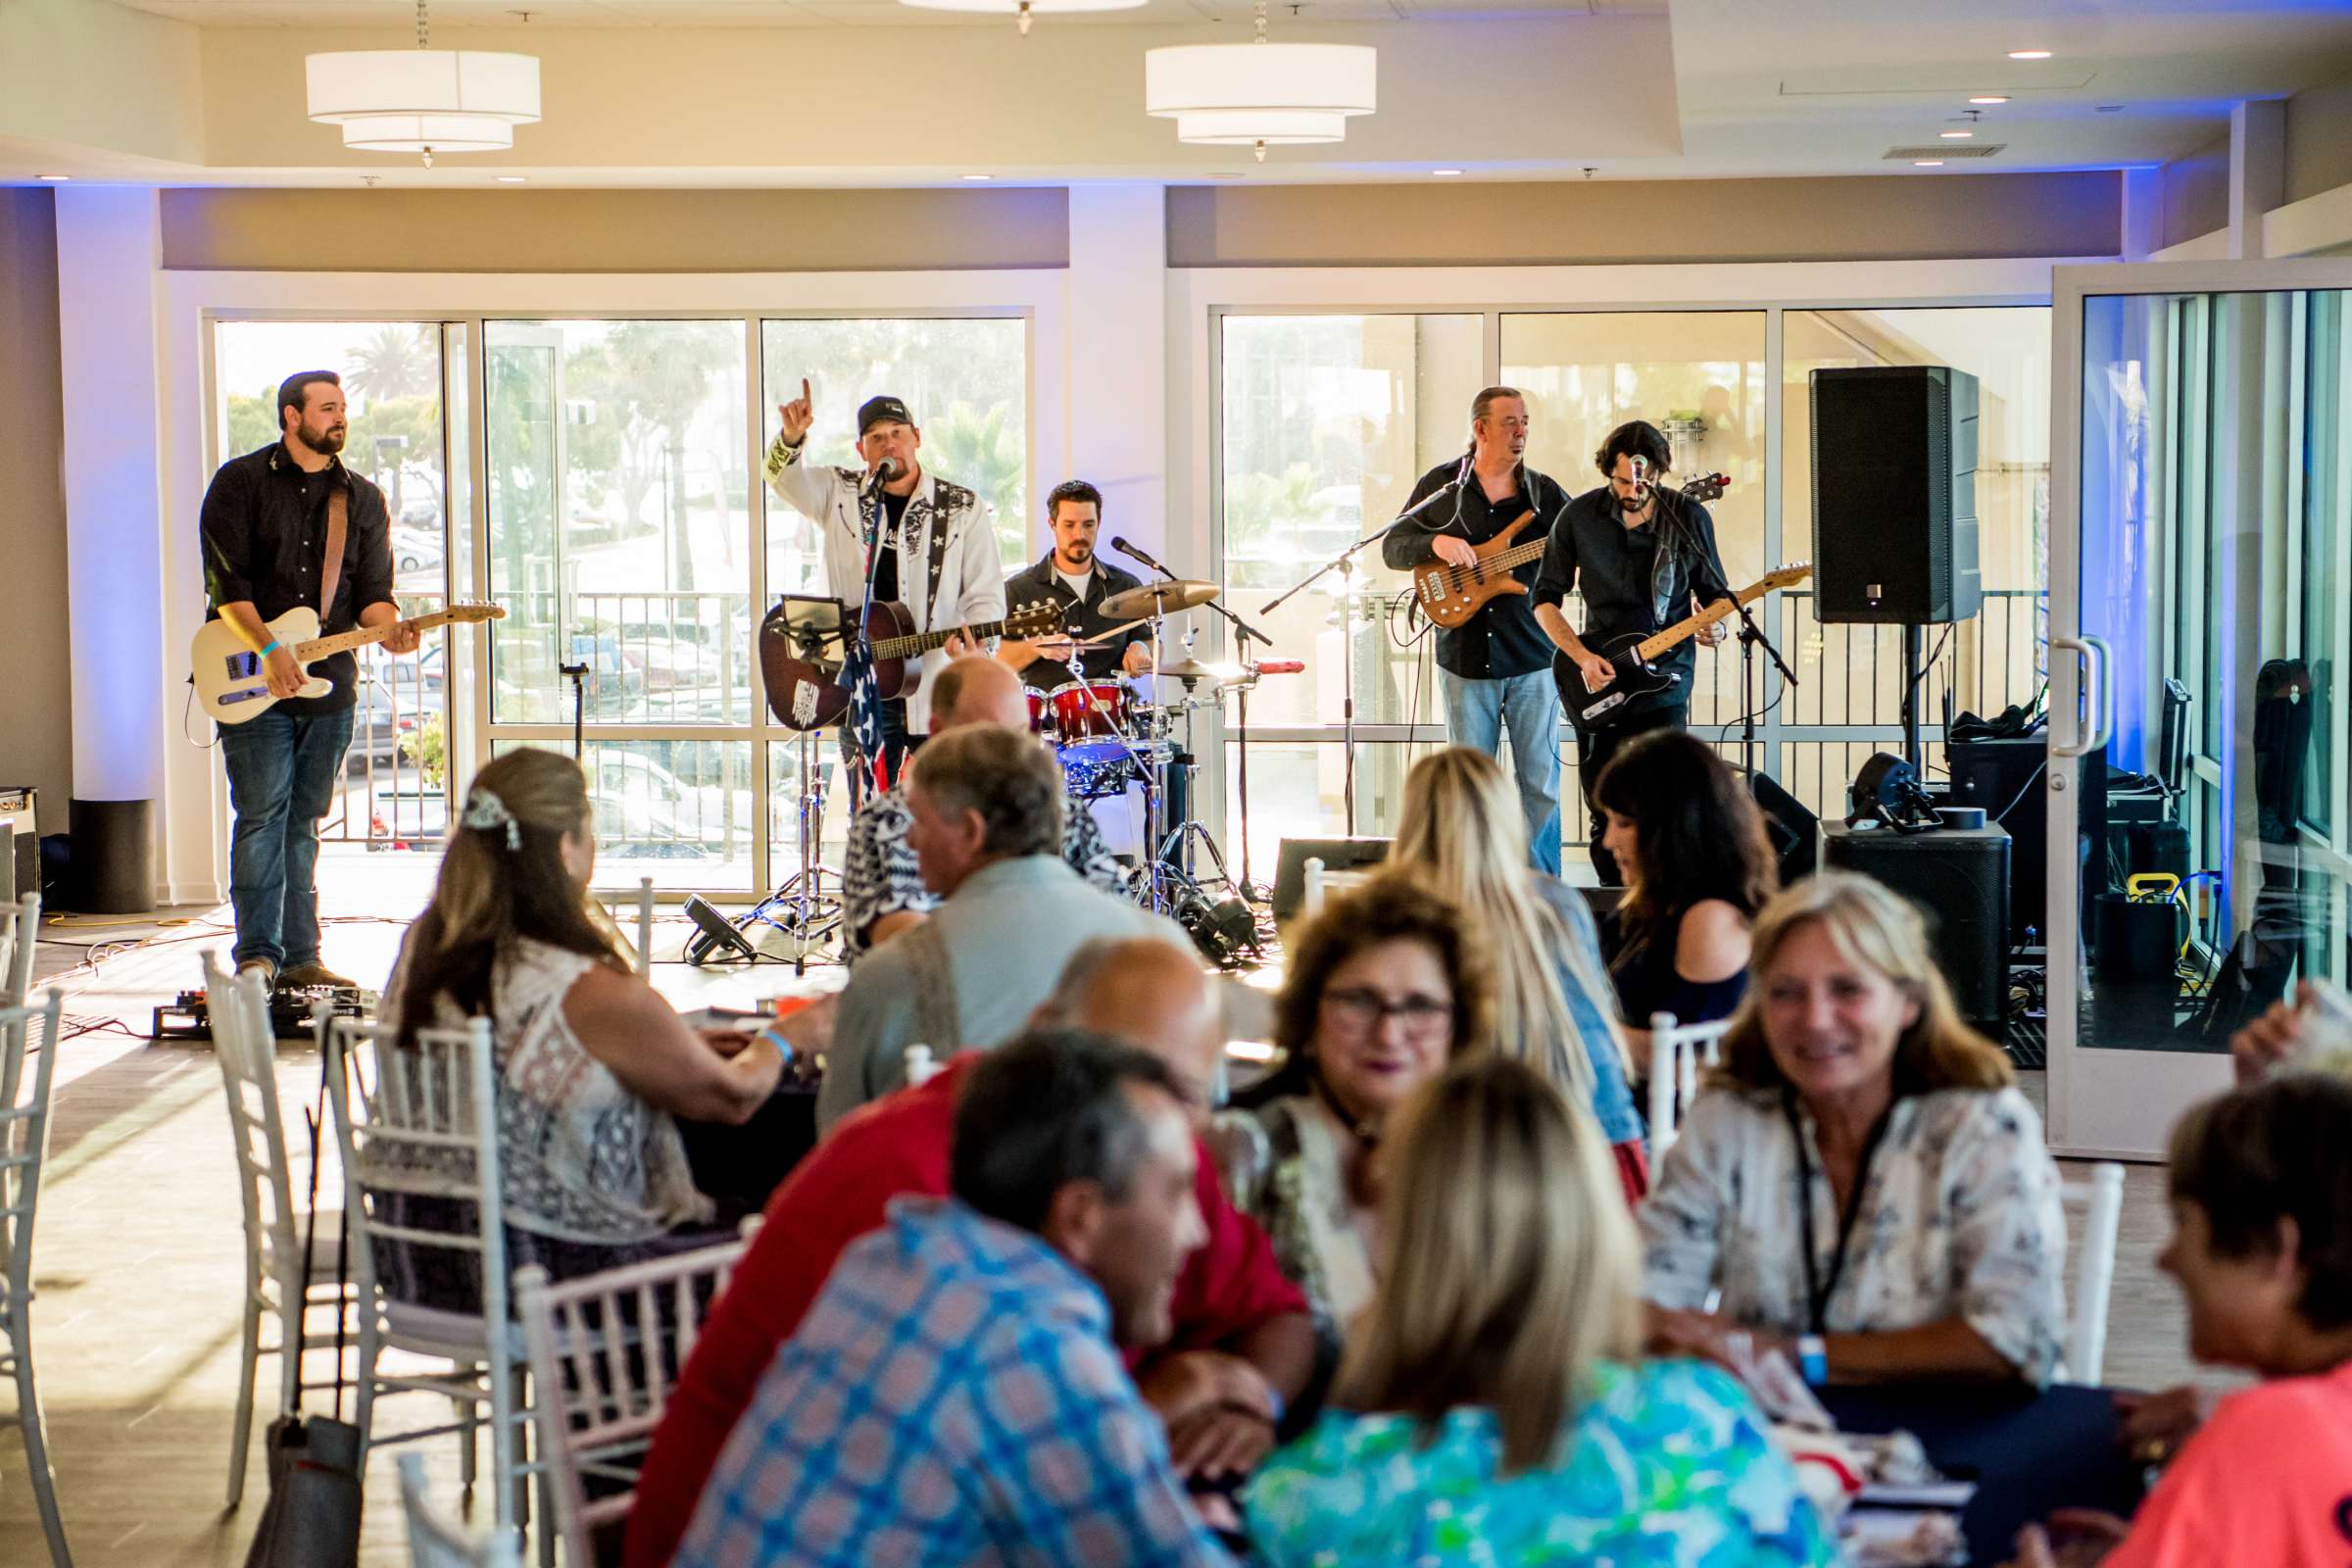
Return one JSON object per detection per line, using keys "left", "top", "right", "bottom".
{"left": 624, "top": 938, "right": 1314, "bottom": 1568}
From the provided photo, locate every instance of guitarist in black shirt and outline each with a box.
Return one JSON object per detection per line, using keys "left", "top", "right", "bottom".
{"left": 1382, "top": 386, "right": 1576, "bottom": 872}
{"left": 1530, "top": 419, "right": 1734, "bottom": 884}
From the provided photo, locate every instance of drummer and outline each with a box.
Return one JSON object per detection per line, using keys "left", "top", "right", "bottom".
{"left": 998, "top": 480, "right": 1155, "bottom": 692}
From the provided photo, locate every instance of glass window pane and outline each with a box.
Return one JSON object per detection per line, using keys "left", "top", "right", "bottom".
{"left": 492, "top": 738, "right": 756, "bottom": 892}
{"left": 760, "top": 318, "right": 1029, "bottom": 589}
{"left": 484, "top": 320, "right": 752, "bottom": 727}
{"left": 2305, "top": 292, "right": 2344, "bottom": 839}
{"left": 1501, "top": 312, "right": 1767, "bottom": 731}
{"left": 1218, "top": 314, "right": 1483, "bottom": 733}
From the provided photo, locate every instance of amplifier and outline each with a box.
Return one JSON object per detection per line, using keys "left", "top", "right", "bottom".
{"left": 1820, "top": 820, "right": 2011, "bottom": 1033}
{"left": 1272, "top": 837, "right": 1391, "bottom": 921}
{"left": 0, "top": 786, "right": 35, "bottom": 902}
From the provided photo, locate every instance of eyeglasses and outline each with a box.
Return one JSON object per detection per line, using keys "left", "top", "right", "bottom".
{"left": 1320, "top": 987, "right": 1455, "bottom": 1040}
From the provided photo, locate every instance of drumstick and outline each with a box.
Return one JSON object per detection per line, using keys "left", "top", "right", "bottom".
{"left": 1033, "top": 619, "right": 1150, "bottom": 654}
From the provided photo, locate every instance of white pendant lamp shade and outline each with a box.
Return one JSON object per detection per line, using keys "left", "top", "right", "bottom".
{"left": 1145, "top": 40, "right": 1375, "bottom": 148}
{"left": 307, "top": 48, "right": 540, "bottom": 152}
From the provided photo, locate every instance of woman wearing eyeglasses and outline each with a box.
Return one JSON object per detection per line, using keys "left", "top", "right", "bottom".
{"left": 1218, "top": 870, "right": 1497, "bottom": 1348}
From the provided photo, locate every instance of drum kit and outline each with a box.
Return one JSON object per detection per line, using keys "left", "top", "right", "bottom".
{"left": 739, "top": 573, "right": 1297, "bottom": 969}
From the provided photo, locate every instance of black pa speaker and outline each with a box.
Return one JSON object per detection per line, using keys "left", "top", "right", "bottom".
{"left": 1747, "top": 770, "right": 1820, "bottom": 888}
{"left": 1819, "top": 820, "right": 2010, "bottom": 1033}
{"left": 1810, "top": 366, "right": 1982, "bottom": 624}
{"left": 1272, "top": 836, "right": 1391, "bottom": 921}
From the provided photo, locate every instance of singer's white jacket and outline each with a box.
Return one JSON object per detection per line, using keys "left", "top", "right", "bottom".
{"left": 764, "top": 433, "right": 1008, "bottom": 731}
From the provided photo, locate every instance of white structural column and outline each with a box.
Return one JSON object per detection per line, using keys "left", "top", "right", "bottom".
{"left": 1064, "top": 184, "right": 1171, "bottom": 568}
{"left": 2228, "top": 98, "right": 2285, "bottom": 261}
{"left": 2119, "top": 168, "right": 2163, "bottom": 263}
{"left": 53, "top": 186, "right": 170, "bottom": 903}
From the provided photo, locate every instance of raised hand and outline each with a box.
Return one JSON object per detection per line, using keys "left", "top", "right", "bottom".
{"left": 778, "top": 376, "right": 814, "bottom": 446}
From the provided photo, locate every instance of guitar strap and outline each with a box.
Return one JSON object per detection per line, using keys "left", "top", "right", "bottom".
{"left": 318, "top": 481, "right": 349, "bottom": 621}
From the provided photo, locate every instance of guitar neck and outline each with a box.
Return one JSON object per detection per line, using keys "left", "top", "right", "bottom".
{"left": 293, "top": 609, "right": 466, "bottom": 662}
{"left": 1634, "top": 578, "right": 1774, "bottom": 662}
{"left": 872, "top": 616, "right": 1017, "bottom": 661}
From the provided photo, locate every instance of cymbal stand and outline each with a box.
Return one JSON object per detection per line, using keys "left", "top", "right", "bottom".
{"left": 1154, "top": 674, "right": 1236, "bottom": 894}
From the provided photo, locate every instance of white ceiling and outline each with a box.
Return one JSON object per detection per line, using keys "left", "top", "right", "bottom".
{"left": 12, "top": 0, "right": 2352, "bottom": 185}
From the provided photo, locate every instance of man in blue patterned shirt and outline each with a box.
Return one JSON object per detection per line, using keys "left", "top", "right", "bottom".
{"left": 676, "top": 1030, "right": 1236, "bottom": 1568}
{"left": 841, "top": 655, "right": 1127, "bottom": 964}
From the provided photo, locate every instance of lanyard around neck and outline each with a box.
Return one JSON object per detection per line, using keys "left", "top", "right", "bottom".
{"left": 1785, "top": 1090, "right": 1894, "bottom": 1336}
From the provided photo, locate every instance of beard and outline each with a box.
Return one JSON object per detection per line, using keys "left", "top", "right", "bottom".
{"left": 1060, "top": 541, "right": 1095, "bottom": 566}
{"left": 301, "top": 419, "right": 347, "bottom": 455}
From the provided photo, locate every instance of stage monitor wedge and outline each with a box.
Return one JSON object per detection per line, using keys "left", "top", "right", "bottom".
{"left": 1810, "top": 365, "right": 1982, "bottom": 625}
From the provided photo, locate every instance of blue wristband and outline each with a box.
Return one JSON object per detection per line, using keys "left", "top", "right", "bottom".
{"left": 258, "top": 639, "right": 282, "bottom": 659}
{"left": 756, "top": 1023, "right": 794, "bottom": 1067}
{"left": 1797, "top": 1335, "right": 1829, "bottom": 1387}
{"left": 1263, "top": 1385, "right": 1286, "bottom": 1428}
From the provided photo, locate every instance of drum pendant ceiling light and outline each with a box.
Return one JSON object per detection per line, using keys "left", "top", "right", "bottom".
{"left": 307, "top": 0, "right": 541, "bottom": 166}
{"left": 1146, "top": 0, "right": 1375, "bottom": 162}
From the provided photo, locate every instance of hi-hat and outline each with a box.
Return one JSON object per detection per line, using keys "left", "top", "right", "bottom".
{"left": 1155, "top": 657, "right": 1229, "bottom": 682}
{"left": 1102, "top": 579, "right": 1220, "bottom": 618}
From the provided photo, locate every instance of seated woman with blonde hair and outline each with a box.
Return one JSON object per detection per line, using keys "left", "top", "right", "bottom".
{"left": 1220, "top": 870, "right": 1495, "bottom": 1346}
{"left": 1642, "top": 870, "right": 2069, "bottom": 1388}
{"left": 1391, "top": 747, "right": 1647, "bottom": 1198}
{"left": 1246, "top": 1054, "right": 1836, "bottom": 1567}
{"left": 374, "top": 747, "right": 782, "bottom": 1305}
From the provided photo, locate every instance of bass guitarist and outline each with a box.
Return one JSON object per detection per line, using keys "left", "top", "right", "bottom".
{"left": 767, "top": 381, "right": 1005, "bottom": 783}
{"left": 1381, "top": 386, "right": 1575, "bottom": 872}
{"left": 1531, "top": 418, "right": 1734, "bottom": 885}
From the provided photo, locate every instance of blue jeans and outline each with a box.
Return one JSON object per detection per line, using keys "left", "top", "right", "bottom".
{"left": 219, "top": 705, "right": 355, "bottom": 972}
{"left": 1438, "top": 667, "right": 1561, "bottom": 873}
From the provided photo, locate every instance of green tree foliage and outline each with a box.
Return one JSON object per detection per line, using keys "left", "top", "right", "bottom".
{"left": 921, "top": 400, "right": 1028, "bottom": 563}
{"left": 343, "top": 325, "right": 438, "bottom": 404}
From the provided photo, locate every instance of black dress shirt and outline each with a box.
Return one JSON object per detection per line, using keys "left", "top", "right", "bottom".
{"left": 1381, "top": 458, "right": 1571, "bottom": 680}
{"left": 199, "top": 442, "right": 394, "bottom": 713}
{"left": 1531, "top": 487, "right": 1733, "bottom": 715}
{"left": 1003, "top": 553, "right": 1153, "bottom": 690}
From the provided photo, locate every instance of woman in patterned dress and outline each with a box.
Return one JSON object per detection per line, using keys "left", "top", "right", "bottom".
{"left": 368, "top": 747, "right": 785, "bottom": 1310}
{"left": 1245, "top": 1054, "right": 1837, "bottom": 1567}
{"left": 1641, "top": 870, "right": 2071, "bottom": 1386}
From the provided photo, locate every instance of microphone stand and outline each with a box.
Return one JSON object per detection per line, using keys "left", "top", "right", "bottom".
{"left": 1261, "top": 510, "right": 1426, "bottom": 837}
{"left": 559, "top": 662, "right": 590, "bottom": 760}
{"left": 1732, "top": 597, "right": 1799, "bottom": 779}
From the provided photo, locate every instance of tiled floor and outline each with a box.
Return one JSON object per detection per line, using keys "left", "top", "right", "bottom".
{"left": 0, "top": 849, "right": 2236, "bottom": 1566}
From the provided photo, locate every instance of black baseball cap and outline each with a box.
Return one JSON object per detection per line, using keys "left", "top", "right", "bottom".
{"left": 858, "top": 395, "right": 914, "bottom": 435}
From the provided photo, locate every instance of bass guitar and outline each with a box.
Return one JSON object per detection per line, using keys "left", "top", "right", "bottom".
{"left": 1553, "top": 563, "right": 1813, "bottom": 733}
{"left": 760, "top": 597, "right": 1061, "bottom": 731}
{"left": 1412, "top": 472, "right": 1729, "bottom": 630}
{"left": 191, "top": 602, "right": 506, "bottom": 724}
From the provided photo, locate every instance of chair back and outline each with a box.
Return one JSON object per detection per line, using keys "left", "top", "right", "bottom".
{"left": 0, "top": 893, "right": 38, "bottom": 1004}
{"left": 1645, "top": 1010, "right": 1733, "bottom": 1161}
{"left": 324, "top": 1010, "right": 510, "bottom": 1340}
{"left": 205, "top": 955, "right": 305, "bottom": 1301}
{"left": 514, "top": 1240, "right": 751, "bottom": 1562}
{"left": 399, "top": 1451, "right": 522, "bottom": 1568}
{"left": 0, "top": 990, "right": 64, "bottom": 1306}
{"left": 2059, "top": 1161, "right": 2126, "bottom": 1385}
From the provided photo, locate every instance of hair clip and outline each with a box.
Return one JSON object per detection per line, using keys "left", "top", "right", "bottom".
{"left": 462, "top": 786, "right": 522, "bottom": 851}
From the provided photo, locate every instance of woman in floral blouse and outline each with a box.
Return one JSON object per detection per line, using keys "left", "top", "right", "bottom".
{"left": 1247, "top": 1054, "right": 1836, "bottom": 1567}
{"left": 1218, "top": 870, "right": 1495, "bottom": 1348}
{"left": 1641, "top": 870, "right": 2070, "bottom": 1386}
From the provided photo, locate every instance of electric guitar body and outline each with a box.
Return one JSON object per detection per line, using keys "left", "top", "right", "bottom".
{"left": 191, "top": 602, "right": 505, "bottom": 724}
{"left": 760, "top": 597, "right": 1060, "bottom": 731}
{"left": 1553, "top": 564, "right": 1813, "bottom": 735}
{"left": 1411, "top": 472, "right": 1730, "bottom": 631}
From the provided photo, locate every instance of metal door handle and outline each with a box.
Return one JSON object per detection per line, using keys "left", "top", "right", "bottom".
{"left": 2050, "top": 635, "right": 2108, "bottom": 759}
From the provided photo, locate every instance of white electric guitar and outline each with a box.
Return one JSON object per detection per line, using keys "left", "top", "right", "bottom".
{"left": 191, "top": 602, "right": 505, "bottom": 724}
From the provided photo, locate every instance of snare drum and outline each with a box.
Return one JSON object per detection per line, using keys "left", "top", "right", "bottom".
{"left": 1045, "top": 681, "right": 1130, "bottom": 746}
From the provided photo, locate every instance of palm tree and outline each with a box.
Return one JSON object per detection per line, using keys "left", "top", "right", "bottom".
{"left": 344, "top": 326, "right": 437, "bottom": 404}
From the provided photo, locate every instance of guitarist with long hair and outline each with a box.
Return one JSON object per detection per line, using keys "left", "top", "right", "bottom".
{"left": 1531, "top": 419, "right": 1735, "bottom": 885}
{"left": 200, "top": 369, "right": 417, "bottom": 991}
{"left": 1381, "top": 386, "right": 1577, "bottom": 872}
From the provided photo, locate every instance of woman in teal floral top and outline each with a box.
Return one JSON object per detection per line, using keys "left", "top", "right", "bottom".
{"left": 1245, "top": 1055, "right": 1836, "bottom": 1568}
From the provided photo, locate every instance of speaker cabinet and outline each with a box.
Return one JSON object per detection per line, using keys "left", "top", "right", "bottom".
{"left": 1819, "top": 821, "right": 2010, "bottom": 1032}
{"left": 1810, "top": 365, "right": 1982, "bottom": 624}
{"left": 1945, "top": 737, "right": 2047, "bottom": 947}
{"left": 1272, "top": 836, "right": 1391, "bottom": 921}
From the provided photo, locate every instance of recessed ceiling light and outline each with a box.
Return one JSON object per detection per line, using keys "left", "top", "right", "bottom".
{"left": 960, "top": 173, "right": 993, "bottom": 181}
{"left": 1940, "top": 130, "right": 1974, "bottom": 139}
{"left": 496, "top": 174, "right": 527, "bottom": 183}
{"left": 1433, "top": 168, "right": 1463, "bottom": 176}
{"left": 1969, "top": 95, "right": 2008, "bottom": 105}
{"left": 1914, "top": 159, "right": 1945, "bottom": 168}
{"left": 37, "top": 173, "right": 70, "bottom": 181}
{"left": 2007, "top": 48, "right": 2052, "bottom": 60}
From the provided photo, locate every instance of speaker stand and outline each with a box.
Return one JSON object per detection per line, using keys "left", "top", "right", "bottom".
{"left": 1902, "top": 624, "right": 1926, "bottom": 778}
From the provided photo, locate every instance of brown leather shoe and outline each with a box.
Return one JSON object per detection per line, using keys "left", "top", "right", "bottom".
{"left": 234, "top": 956, "right": 277, "bottom": 987}
{"left": 275, "top": 960, "right": 359, "bottom": 991}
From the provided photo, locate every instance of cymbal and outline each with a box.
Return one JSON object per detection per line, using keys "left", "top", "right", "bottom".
{"left": 1155, "top": 657, "right": 1228, "bottom": 682}
{"left": 1102, "top": 579, "right": 1220, "bottom": 619}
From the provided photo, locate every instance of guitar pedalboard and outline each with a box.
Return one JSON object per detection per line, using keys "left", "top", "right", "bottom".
{"left": 153, "top": 984, "right": 369, "bottom": 1044}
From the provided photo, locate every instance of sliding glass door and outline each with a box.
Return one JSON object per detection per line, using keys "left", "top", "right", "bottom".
{"left": 2048, "top": 261, "right": 2352, "bottom": 1158}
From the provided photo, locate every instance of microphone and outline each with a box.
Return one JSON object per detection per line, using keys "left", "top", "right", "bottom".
{"left": 1110, "top": 535, "right": 1173, "bottom": 578}
{"left": 865, "top": 457, "right": 901, "bottom": 492}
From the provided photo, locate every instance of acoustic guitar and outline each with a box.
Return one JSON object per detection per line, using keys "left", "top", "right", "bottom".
{"left": 1552, "top": 564, "right": 1813, "bottom": 733}
{"left": 1411, "top": 472, "right": 1730, "bottom": 630}
{"left": 760, "top": 597, "right": 1061, "bottom": 731}
{"left": 191, "top": 602, "right": 505, "bottom": 724}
